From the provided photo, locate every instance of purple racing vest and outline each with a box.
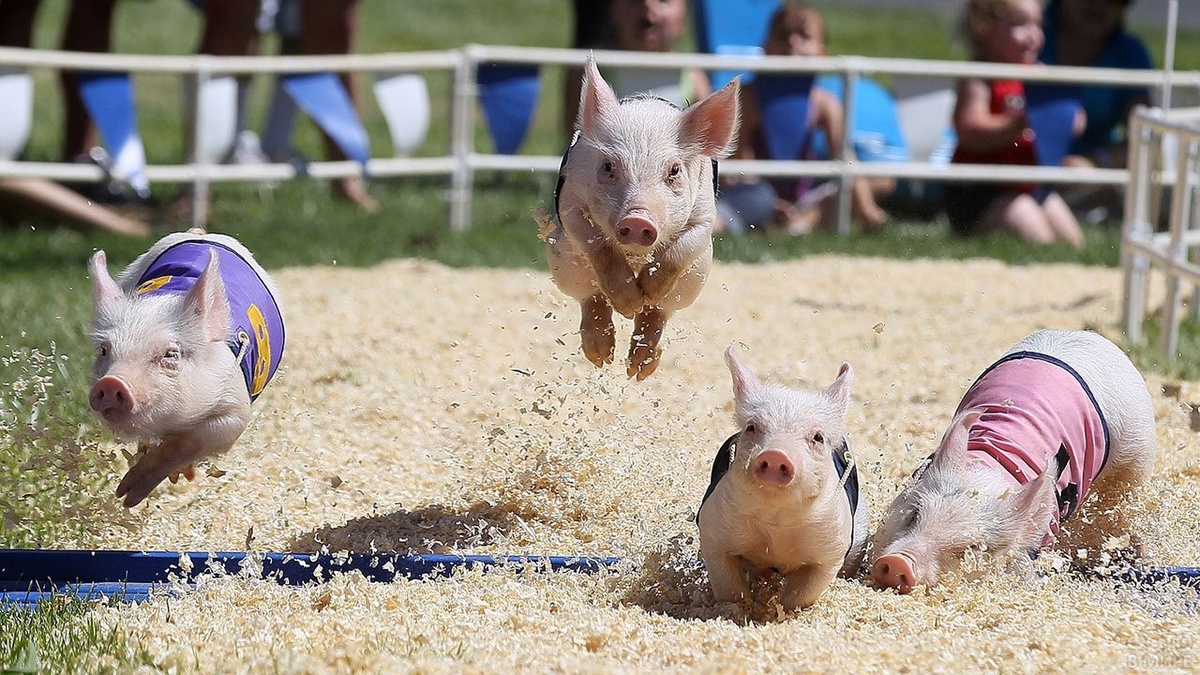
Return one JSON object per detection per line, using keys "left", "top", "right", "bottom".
{"left": 134, "top": 240, "right": 285, "bottom": 402}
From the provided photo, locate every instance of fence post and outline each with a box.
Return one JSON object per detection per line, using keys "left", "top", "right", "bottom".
{"left": 835, "top": 61, "right": 860, "bottom": 237}
{"left": 449, "top": 46, "right": 478, "bottom": 231}
{"left": 189, "top": 56, "right": 213, "bottom": 231}
{"left": 1121, "top": 110, "right": 1153, "bottom": 343}
{"left": 1159, "top": 125, "right": 1193, "bottom": 361}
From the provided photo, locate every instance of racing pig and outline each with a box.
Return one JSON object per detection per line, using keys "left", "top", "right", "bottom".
{"left": 539, "top": 55, "right": 740, "bottom": 380}
{"left": 698, "top": 346, "right": 867, "bottom": 610}
{"left": 88, "top": 230, "right": 285, "bottom": 507}
{"left": 869, "top": 329, "right": 1156, "bottom": 594}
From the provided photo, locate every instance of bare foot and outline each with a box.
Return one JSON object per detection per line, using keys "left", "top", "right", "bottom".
{"left": 333, "top": 177, "right": 379, "bottom": 212}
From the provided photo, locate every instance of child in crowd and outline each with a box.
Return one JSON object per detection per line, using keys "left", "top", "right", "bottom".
{"left": 945, "top": 0, "right": 1084, "bottom": 247}
{"left": 718, "top": 2, "right": 888, "bottom": 236}
{"left": 1040, "top": 0, "right": 1152, "bottom": 222}
{"left": 1040, "top": 0, "right": 1152, "bottom": 170}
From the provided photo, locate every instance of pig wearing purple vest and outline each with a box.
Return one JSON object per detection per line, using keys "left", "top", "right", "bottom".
{"left": 88, "top": 231, "right": 285, "bottom": 507}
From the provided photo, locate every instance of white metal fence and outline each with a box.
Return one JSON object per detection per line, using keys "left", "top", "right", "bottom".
{"left": 1121, "top": 105, "right": 1200, "bottom": 360}
{"left": 1, "top": 44, "right": 1198, "bottom": 233}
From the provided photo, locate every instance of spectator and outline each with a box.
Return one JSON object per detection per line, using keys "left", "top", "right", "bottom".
{"left": 0, "top": 0, "right": 151, "bottom": 234}
{"left": 562, "top": 0, "right": 709, "bottom": 137}
{"left": 944, "top": 0, "right": 1085, "bottom": 247}
{"left": 717, "top": 2, "right": 888, "bottom": 235}
{"left": 1040, "top": 0, "right": 1151, "bottom": 223}
{"left": 181, "top": 0, "right": 376, "bottom": 218}
{"left": 1040, "top": 0, "right": 1152, "bottom": 169}
{"left": 0, "top": 0, "right": 120, "bottom": 165}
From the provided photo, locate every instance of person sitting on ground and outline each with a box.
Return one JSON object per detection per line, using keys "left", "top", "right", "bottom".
{"left": 716, "top": 2, "right": 888, "bottom": 236}
{"left": 944, "top": 0, "right": 1085, "bottom": 247}
{"left": 1039, "top": 0, "right": 1152, "bottom": 222}
{"left": 1040, "top": 0, "right": 1152, "bottom": 170}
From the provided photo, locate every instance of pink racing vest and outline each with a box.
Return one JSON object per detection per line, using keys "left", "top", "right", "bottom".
{"left": 955, "top": 351, "right": 1110, "bottom": 530}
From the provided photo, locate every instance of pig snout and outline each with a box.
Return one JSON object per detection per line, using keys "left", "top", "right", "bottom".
{"left": 90, "top": 375, "right": 135, "bottom": 420}
{"left": 752, "top": 449, "right": 795, "bottom": 486}
{"left": 615, "top": 211, "right": 658, "bottom": 247}
{"left": 871, "top": 553, "right": 917, "bottom": 594}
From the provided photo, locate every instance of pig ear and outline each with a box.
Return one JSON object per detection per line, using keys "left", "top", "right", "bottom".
{"left": 89, "top": 250, "right": 124, "bottom": 310}
{"left": 931, "top": 409, "right": 981, "bottom": 472}
{"left": 1002, "top": 463, "right": 1058, "bottom": 542}
{"left": 679, "top": 77, "right": 741, "bottom": 158}
{"left": 824, "top": 362, "right": 854, "bottom": 417}
{"left": 724, "top": 345, "right": 762, "bottom": 402}
{"left": 182, "top": 250, "right": 231, "bottom": 343}
{"left": 578, "top": 54, "right": 620, "bottom": 137}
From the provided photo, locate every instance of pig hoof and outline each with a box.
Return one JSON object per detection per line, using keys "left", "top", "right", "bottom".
{"left": 581, "top": 330, "right": 615, "bottom": 368}
{"left": 627, "top": 343, "right": 661, "bottom": 381}
{"left": 580, "top": 297, "right": 616, "bottom": 367}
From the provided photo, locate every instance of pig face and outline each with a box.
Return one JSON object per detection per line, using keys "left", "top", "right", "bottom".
{"left": 88, "top": 249, "right": 243, "bottom": 440}
{"left": 724, "top": 348, "right": 852, "bottom": 502}
{"left": 869, "top": 411, "right": 1058, "bottom": 594}
{"left": 568, "top": 57, "right": 739, "bottom": 253}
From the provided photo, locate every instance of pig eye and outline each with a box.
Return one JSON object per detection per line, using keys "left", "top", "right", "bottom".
{"left": 97, "top": 343, "right": 109, "bottom": 358}
{"left": 668, "top": 162, "right": 682, "bottom": 178}
{"left": 163, "top": 346, "right": 181, "bottom": 361}
{"left": 812, "top": 431, "right": 825, "bottom": 445}
{"left": 744, "top": 422, "right": 756, "bottom": 435}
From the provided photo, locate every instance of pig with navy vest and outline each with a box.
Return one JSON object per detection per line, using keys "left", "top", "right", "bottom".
{"left": 538, "top": 55, "right": 740, "bottom": 380}
{"left": 698, "top": 346, "right": 868, "bottom": 610}
{"left": 868, "top": 329, "right": 1156, "bottom": 594}
{"left": 88, "top": 231, "right": 285, "bottom": 507}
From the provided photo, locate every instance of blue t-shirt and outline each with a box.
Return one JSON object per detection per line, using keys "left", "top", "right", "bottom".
{"left": 1040, "top": 2, "right": 1153, "bottom": 157}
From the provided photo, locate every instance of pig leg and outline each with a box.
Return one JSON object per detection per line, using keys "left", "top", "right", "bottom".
{"left": 706, "top": 554, "right": 751, "bottom": 605}
{"left": 780, "top": 565, "right": 839, "bottom": 611}
{"left": 116, "top": 414, "right": 244, "bottom": 507}
{"left": 116, "top": 438, "right": 208, "bottom": 507}
{"left": 627, "top": 306, "right": 667, "bottom": 381}
{"left": 579, "top": 293, "right": 616, "bottom": 368}
{"left": 638, "top": 226, "right": 713, "bottom": 310}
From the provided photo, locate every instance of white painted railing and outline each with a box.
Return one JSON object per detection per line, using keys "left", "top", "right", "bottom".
{"left": 1121, "top": 105, "right": 1200, "bottom": 360}
{"left": 1, "top": 44, "right": 1198, "bottom": 233}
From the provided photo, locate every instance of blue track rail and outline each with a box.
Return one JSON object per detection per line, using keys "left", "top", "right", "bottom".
{"left": 0, "top": 549, "right": 623, "bottom": 607}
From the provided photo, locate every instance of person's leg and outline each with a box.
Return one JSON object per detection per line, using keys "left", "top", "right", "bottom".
{"left": 59, "top": 0, "right": 119, "bottom": 161}
{"left": 197, "top": 0, "right": 259, "bottom": 56}
{"left": 0, "top": 0, "right": 42, "bottom": 48}
{"left": 1040, "top": 190, "right": 1086, "bottom": 248}
{"left": 299, "top": 0, "right": 376, "bottom": 211}
{"left": 985, "top": 192, "right": 1056, "bottom": 245}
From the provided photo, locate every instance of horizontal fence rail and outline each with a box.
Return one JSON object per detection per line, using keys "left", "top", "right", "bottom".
{"left": 1, "top": 44, "right": 1198, "bottom": 232}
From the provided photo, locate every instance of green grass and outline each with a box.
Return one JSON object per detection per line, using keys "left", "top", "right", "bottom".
{"left": 0, "top": 595, "right": 152, "bottom": 673}
{"left": 1, "top": 1, "right": 1199, "bottom": 670}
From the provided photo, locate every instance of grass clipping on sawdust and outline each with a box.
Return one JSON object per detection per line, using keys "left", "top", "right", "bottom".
{"left": 69, "top": 255, "right": 1200, "bottom": 672}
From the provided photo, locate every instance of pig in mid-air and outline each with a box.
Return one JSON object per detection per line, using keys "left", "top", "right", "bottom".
{"left": 88, "top": 230, "right": 286, "bottom": 507}
{"left": 538, "top": 55, "right": 740, "bottom": 380}
{"left": 869, "top": 329, "right": 1156, "bottom": 594}
{"left": 697, "top": 346, "right": 868, "bottom": 611}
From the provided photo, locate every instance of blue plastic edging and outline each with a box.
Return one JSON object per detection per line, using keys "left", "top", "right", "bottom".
{"left": 0, "top": 549, "right": 623, "bottom": 607}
